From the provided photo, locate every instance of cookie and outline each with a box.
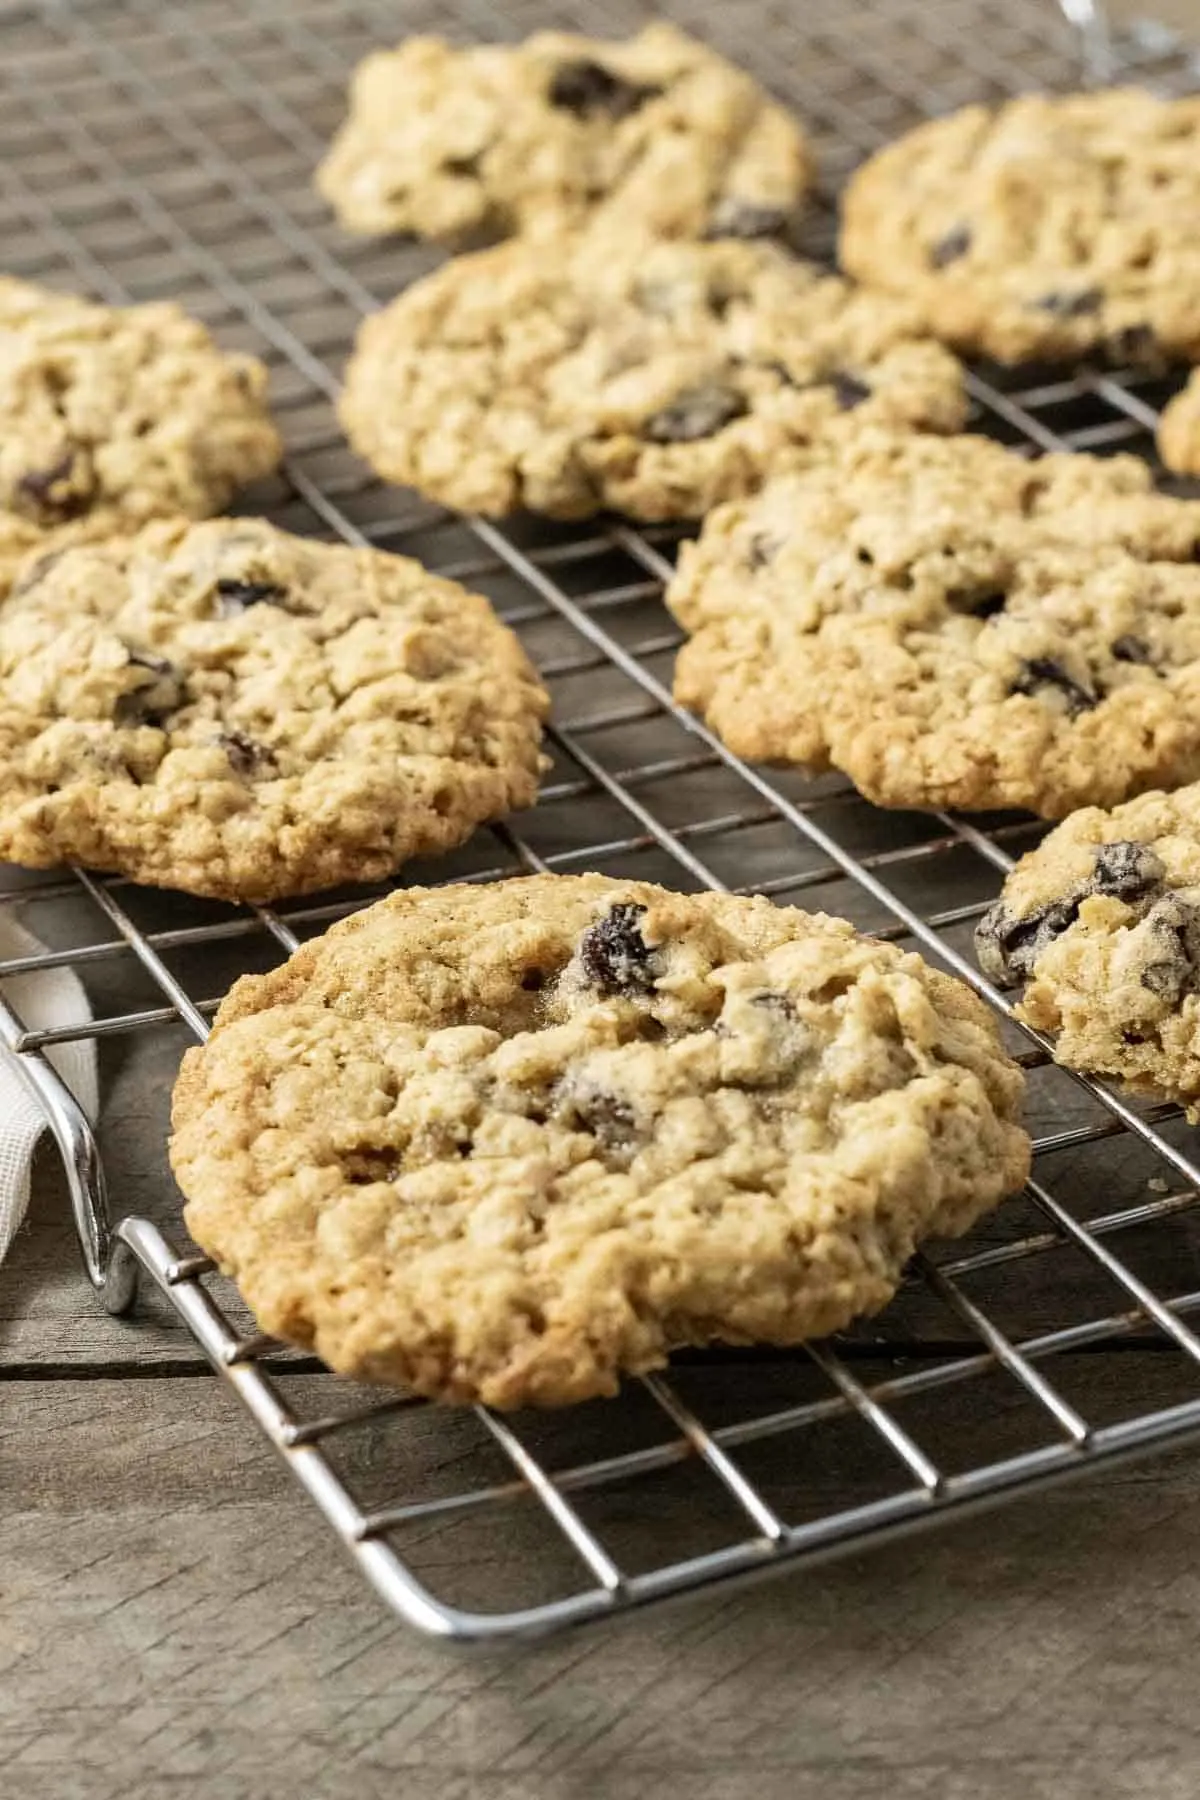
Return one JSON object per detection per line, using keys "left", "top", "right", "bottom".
{"left": 668, "top": 430, "right": 1200, "bottom": 817}
{"left": 1157, "top": 371, "right": 1200, "bottom": 478}
{"left": 316, "top": 24, "right": 811, "bottom": 247}
{"left": 841, "top": 90, "right": 1200, "bottom": 365}
{"left": 170, "top": 874, "right": 1030, "bottom": 1407}
{"left": 339, "top": 234, "right": 968, "bottom": 522}
{"left": 976, "top": 785, "right": 1200, "bottom": 1113}
{"left": 0, "top": 276, "right": 281, "bottom": 590}
{"left": 0, "top": 518, "right": 547, "bottom": 902}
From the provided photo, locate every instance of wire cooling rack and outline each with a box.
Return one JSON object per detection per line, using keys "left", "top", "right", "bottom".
{"left": 6, "top": 0, "right": 1200, "bottom": 1645}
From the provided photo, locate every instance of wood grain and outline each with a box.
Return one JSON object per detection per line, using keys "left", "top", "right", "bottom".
{"left": 6, "top": 1364, "right": 1200, "bottom": 1800}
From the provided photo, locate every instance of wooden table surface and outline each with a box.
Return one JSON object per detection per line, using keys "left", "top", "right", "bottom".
{"left": 10, "top": 1178, "right": 1200, "bottom": 1800}
{"left": 8, "top": 1, "right": 1200, "bottom": 1794}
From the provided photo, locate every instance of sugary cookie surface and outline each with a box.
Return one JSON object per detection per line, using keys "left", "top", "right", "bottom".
{"left": 316, "top": 23, "right": 811, "bottom": 245}
{"left": 668, "top": 430, "right": 1200, "bottom": 817}
{"left": 977, "top": 786, "right": 1200, "bottom": 1112}
{"left": 0, "top": 518, "right": 546, "bottom": 901}
{"left": 841, "top": 89, "right": 1200, "bottom": 364}
{"left": 171, "top": 874, "right": 1029, "bottom": 1408}
{"left": 0, "top": 276, "right": 281, "bottom": 590}
{"left": 340, "top": 235, "right": 966, "bottom": 521}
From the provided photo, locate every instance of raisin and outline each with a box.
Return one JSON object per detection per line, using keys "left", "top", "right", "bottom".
{"left": 219, "top": 728, "right": 277, "bottom": 778}
{"left": 829, "top": 372, "right": 872, "bottom": 411}
{"left": 1112, "top": 635, "right": 1153, "bottom": 664}
{"left": 1138, "top": 896, "right": 1200, "bottom": 1004}
{"left": 752, "top": 991, "right": 797, "bottom": 1018}
{"left": 975, "top": 897, "right": 1080, "bottom": 985}
{"left": 215, "top": 577, "right": 287, "bottom": 615}
{"left": 747, "top": 532, "right": 780, "bottom": 569}
{"left": 929, "top": 223, "right": 971, "bottom": 268}
{"left": 1106, "top": 323, "right": 1158, "bottom": 365}
{"left": 116, "top": 694, "right": 176, "bottom": 729}
{"left": 115, "top": 657, "right": 185, "bottom": 728}
{"left": 1030, "top": 287, "right": 1104, "bottom": 318}
{"left": 643, "top": 384, "right": 747, "bottom": 443}
{"left": 577, "top": 902, "right": 656, "bottom": 995}
{"left": 1011, "top": 657, "right": 1099, "bottom": 715}
{"left": 520, "top": 966, "right": 547, "bottom": 992}
{"left": 977, "top": 841, "right": 1168, "bottom": 986}
{"left": 343, "top": 1147, "right": 402, "bottom": 1185}
{"left": 15, "top": 447, "right": 93, "bottom": 523}
{"left": 947, "top": 585, "right": 1007, "bottom": 618}
{"left": 571, "top": 1091, "right": 638, "bottom": 1158}
{"left": 707, "top": 199, "right": 789, "bottom": 240}
{"left": 1091, "top": 840, "right": 1165, "bottom": 900}
{"left": 548, "top": 59, "right": 659, "bottom": 119}
{"left": 1141, "top": 959, "right": 1187, "bottom": 1002}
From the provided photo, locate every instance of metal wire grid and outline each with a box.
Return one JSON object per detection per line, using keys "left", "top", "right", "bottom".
{"left": 5, "top": 0, "right": 1200, "bottom": 1643}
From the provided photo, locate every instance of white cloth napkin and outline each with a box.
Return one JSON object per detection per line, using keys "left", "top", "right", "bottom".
{"left": 0, "top": 910, "right": 98, "bottom": 1262}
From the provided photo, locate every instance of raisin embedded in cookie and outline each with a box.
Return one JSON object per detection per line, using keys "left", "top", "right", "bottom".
{"left": 0, "top": 276, "right": 282, "bottom": 591}
{"left": 0, "top": 518, "right": 547, "bottom": 902}
{"left": 976, "top": 786, "right": 1200, "bottom": 1112}
{"left": 316, "top": 24, "right": 811, "bottom": 246}
{"left": 668, "top": 430, "right": 1200, "bottom": 817}
{"left": 841, "top": 90, "right": 1200, "bottom": 364}
{"left": 339, "top": 234, "right": 967, "bottom": 521}
{"left": 170, "top": 874, "right": 1030, "bottom": 1408}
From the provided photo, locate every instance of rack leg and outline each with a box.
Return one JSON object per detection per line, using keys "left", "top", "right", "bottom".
{"left": 0, "top": 1007, "right": 139, "bottom": 1316}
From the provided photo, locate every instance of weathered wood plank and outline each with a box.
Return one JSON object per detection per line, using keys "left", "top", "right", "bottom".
{"left": 5, "top": 1361, "right": 1200, "bottom": 1800}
